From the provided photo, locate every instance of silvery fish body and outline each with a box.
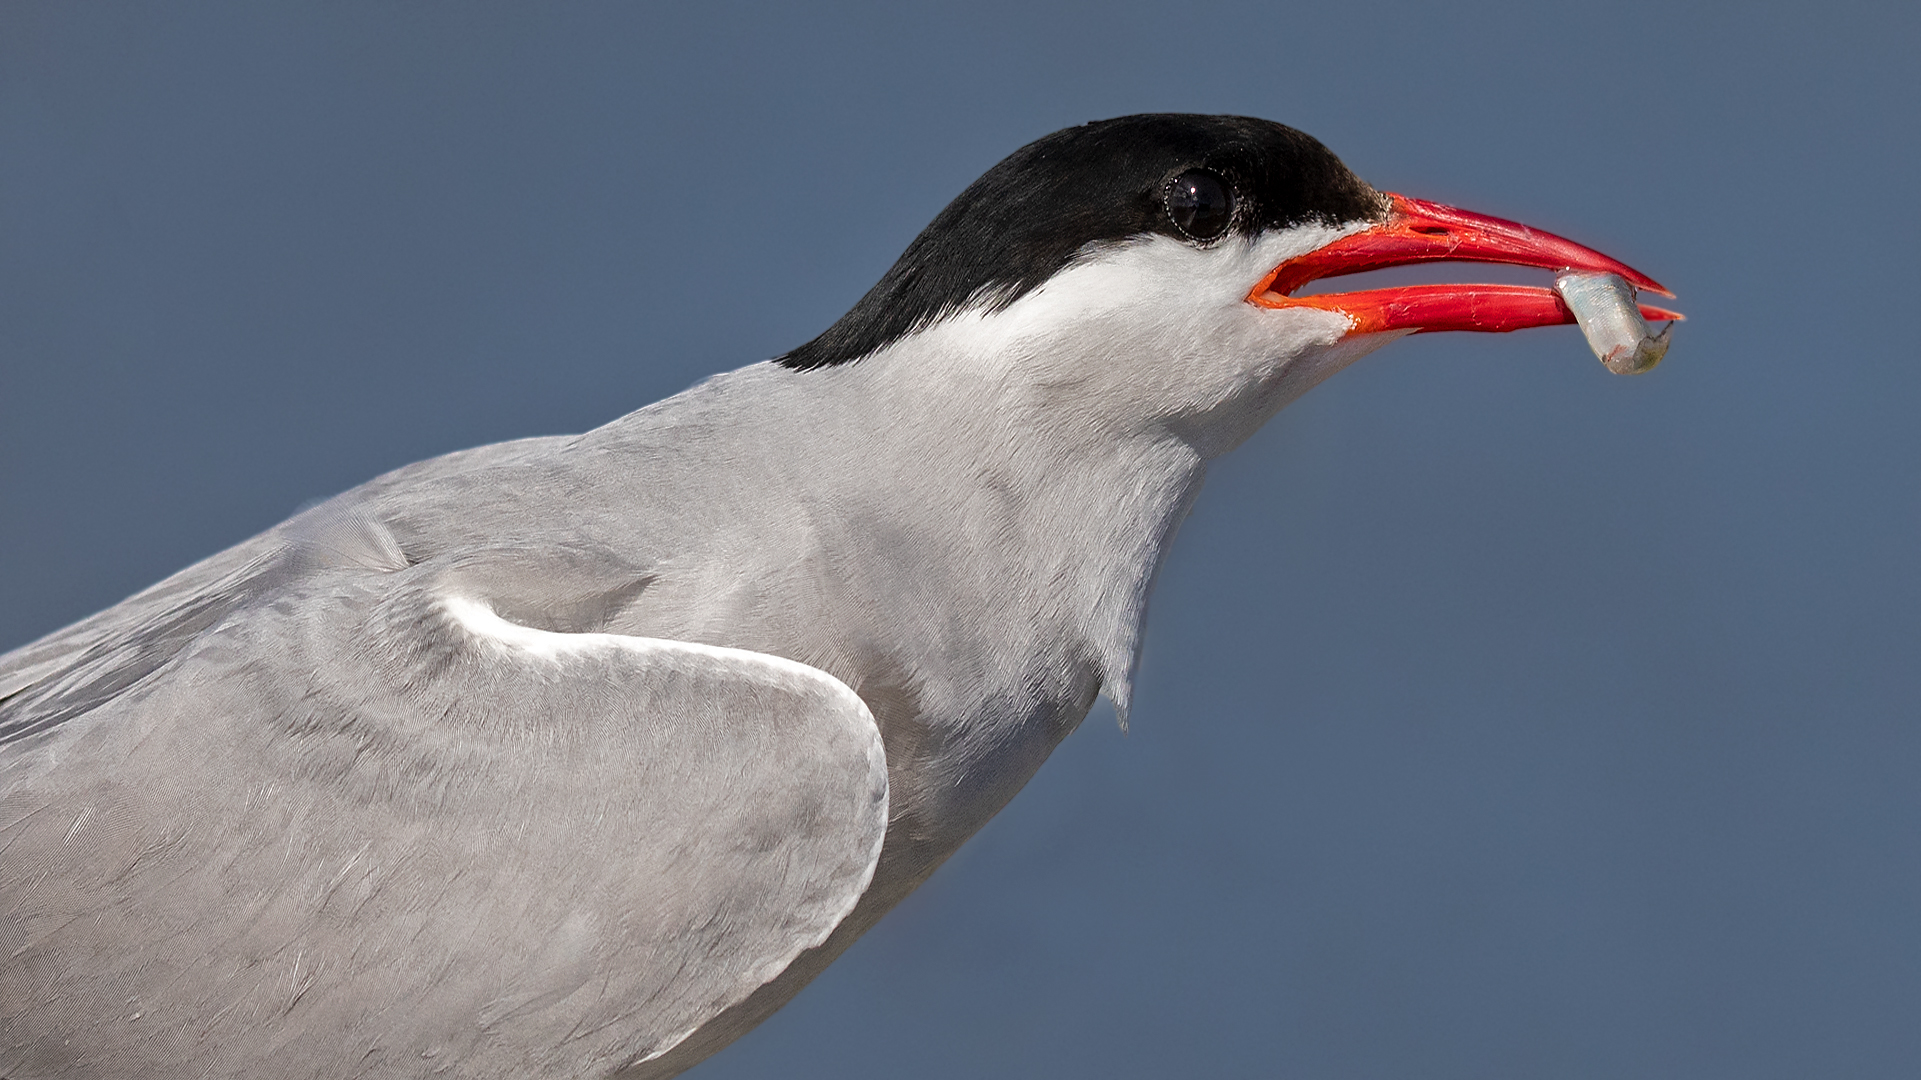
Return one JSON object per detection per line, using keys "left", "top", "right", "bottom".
{"left": 1555, "top": 271, "right": 1672, "bottom": 375}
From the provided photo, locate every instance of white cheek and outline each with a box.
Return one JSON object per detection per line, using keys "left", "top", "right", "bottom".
{"left": 1004, "top": 229, "right": 1368, "bottom": 410}
{"left": 845, "top": 220, "right": 1387, "bottom": 447}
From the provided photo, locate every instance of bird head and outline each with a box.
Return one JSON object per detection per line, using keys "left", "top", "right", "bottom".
{"left": 780, "top": 114, "right": 1675, "bottom": 457}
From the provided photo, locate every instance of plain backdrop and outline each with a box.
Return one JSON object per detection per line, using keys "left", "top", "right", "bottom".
{"left": 3, "top": 3, "right": 1917, "bottom": 1078}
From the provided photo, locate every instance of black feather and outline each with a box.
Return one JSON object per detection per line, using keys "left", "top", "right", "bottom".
{"left": 777, "top": 114, "right": 1385, "bottom": 370}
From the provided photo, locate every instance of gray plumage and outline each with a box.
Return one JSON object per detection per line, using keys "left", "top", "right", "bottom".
{"left": 1, "top": 349, "right": 1239, "bottom": 1077}
{"left": 1, "top": 376, "right": 895, "bottom": 1077}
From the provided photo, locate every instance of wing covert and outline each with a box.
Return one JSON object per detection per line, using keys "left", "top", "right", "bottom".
{"left": 0, "top": 554, "right": 887, "bottom": 1080}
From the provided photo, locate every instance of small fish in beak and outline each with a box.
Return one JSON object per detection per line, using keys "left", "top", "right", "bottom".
{"left": 1555, "top": 271, "right": 1674, "bottom": 375}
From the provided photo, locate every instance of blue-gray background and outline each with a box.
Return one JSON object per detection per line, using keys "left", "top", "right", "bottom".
{"left": 3, "top": 3, "right": 1916, "bottom": 1077}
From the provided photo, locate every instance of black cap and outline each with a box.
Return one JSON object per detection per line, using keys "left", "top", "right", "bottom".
{"left": 779, "top": 114, "right": 1386, "bottom": 371}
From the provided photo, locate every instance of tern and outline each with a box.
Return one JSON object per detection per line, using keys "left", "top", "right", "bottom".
{"left": 0, "top": 114, "right": 1675, "bottom": 1079}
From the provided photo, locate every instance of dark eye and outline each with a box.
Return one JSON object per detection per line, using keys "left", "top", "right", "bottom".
{"left": 1164, "top": 169, "right": 1235, "bottom": 241}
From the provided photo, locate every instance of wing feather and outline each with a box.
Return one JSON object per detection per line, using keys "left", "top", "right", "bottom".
{"left": 0, "top": 556, "right": 886, "bottom": 1080}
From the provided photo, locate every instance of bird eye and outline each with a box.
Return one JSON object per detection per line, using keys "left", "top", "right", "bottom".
{"left": 1164, "top": 169, "right": 1234, "bottom": 241}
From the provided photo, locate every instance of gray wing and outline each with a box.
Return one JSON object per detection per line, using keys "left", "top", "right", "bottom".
{"left": 0, "top": 509, "right": 887, "bottom": 1080}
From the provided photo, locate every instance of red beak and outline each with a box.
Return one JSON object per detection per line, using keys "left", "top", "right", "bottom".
{"left": 1248, "top": 193, "right": 1681, "bottom": 333}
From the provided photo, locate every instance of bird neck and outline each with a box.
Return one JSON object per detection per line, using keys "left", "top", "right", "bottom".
{"left": 712, "top": 351, "right": 1201, "bottom": 858}
{"left": 775, "top": 339, "right": 1208, "bottom": 718}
